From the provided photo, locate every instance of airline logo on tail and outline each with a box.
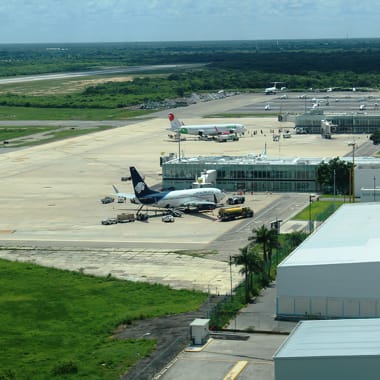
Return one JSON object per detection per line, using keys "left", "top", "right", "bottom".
{"left": 168, "top": 113, "right": 183, "bottom": 130}
{"left": 135, "top": 181, "right": 145, "bottom": 194}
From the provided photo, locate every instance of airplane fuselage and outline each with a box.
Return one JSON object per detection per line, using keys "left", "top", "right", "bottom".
{"left": 138, "top": 188, "right": 225, "bottom": 209}
{"left": 177, "top": 124, "right": 245, "bottom": 137}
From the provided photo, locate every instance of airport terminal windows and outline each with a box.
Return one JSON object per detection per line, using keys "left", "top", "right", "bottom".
{"left": 295, "top": 113, "right": 380, "bottom": 134}
{"left": 162, "top": 157, "right": 320, "bottom": 193}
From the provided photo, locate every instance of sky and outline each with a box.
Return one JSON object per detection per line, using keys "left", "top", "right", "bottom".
{"left": 1, "top": 0, "right": 380, "bottom": 44}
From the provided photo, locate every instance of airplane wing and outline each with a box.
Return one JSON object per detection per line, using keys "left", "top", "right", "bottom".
{"left": 112, "top": 185, "right": 138, "bottom": 203}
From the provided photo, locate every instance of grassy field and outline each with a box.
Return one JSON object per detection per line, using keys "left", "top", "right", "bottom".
{"left": 0, "top": 106, "right": 151, "bottom": 121}
{"left": 292, "top": 200, "right": 344, "bottom": 221}
{"left": 0, "top": 125, "right": 114, "bottom": 148}
{"left": 0, "top": 259, "right": 206, "bottom": 379}
{"left": 0, "top": 126, "right": 56, "bottom": 141}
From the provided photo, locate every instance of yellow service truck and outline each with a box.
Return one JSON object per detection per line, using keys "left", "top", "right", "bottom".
{"left": 218, "top": 206, "right": 254, "bottom": 221}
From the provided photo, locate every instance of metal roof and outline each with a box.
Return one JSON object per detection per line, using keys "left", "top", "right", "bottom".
{"left": 280, "top": 203, "right": 380, "bottom": 267}
{"left": 165, "top": 155, "right": 380, "bottom": 166}
{"left": 274, "top": 319, "right": 380, "bottom": 359}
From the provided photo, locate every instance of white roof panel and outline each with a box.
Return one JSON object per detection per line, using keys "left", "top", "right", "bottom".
{"left": 275, "top": 319, "right": 380, "bottom": 359}
{"left": 280, "top": 203, "right": 380, "bottom": 267}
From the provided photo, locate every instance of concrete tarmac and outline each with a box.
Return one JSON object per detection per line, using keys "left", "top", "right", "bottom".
{"left": 0, "top": 92, "right": 371, "bottom": 380}
{"left": 0, "top": 93, "right": 367, "bottom": 295}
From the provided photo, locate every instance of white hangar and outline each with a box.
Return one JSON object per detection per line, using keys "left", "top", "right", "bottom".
{"left": 274, "top": 319, "right": 380, "bottom": 380}
{"left": 276, "top": 202, "right": 380, "bottom": 320}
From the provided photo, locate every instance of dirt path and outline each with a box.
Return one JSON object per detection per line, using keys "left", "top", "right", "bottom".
{"left": 117, "top": 297, "right": 221, "bottom": 380}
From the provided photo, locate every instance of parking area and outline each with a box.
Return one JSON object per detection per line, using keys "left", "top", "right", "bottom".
{"left": 229, "top": 91, "right": 380, "bottom": 115}
{"left": 158, "top": 333, "right": 288, "bottom": 380}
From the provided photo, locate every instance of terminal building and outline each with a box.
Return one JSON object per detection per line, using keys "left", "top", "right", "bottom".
{"left": 162, "top": 155, "right": 380, "bottom": 196}
{"left": 162, "top": 155, "right": 321, "bottom": 193}
{"left": 294, "top": 110, "right": 380, "bottom": 134}
{"left": 276, "top": 203, "right": 380, "bottom": 320}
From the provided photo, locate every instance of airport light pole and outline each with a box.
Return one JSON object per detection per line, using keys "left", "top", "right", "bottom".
{"left": 178, "top": 132, "right": 181, "bottom": 161}
{"left": 374, "top": 176, "right": 376, "bottom": 201}
{"left": 333, "top": 169, "right": 336, "bottom": 201}
{"left": 348, "top": 142, "right": 356, "bottom": 203}
{"left": 308, "top": 195, "right": 313, "bottom": 233}
{"left": 229, "top": 256, "right": 233, "bottom": 300}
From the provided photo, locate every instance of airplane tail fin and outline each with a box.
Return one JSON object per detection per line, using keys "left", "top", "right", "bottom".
{"left": 129, "top": 166, "right": 159, "bottom": 198}
{"left": 168, "top": 113, "right": 184, "bottom": 130}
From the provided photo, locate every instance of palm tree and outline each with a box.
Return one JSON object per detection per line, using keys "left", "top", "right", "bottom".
{"left": 233, "top": 247, "right": 250, "bottom": 302}
{"left": 249, "top": 225, "right": 279, "bottom": 279}
{"left": 233, "top": 246, "right": 264, "bottom": 303}
{"left": 285, "top": 231, "right": 308, "bottom": 250}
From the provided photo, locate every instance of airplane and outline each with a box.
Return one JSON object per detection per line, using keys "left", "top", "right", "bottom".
{"left": 167, "top": 113, "right": 246, "bottom": 138}
{"left": 113, "top": 166, "right": 225, "bottom": 213}
{"left": 265, "top": 82, "right": 286, "bottom": 95}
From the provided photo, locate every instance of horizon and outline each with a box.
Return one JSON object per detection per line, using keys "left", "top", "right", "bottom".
{"left": 2, "top": 1, "right": 380, "bottom": 44}
{"left": 1, "top": 37, "right": 380, "bottom": 46}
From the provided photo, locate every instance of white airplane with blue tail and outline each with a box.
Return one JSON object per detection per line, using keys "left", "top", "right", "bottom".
{"left": 113, "top": 166, "right": 225, "bottom": 214}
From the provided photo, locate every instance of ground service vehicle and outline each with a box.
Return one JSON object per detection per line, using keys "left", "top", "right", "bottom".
{"left": 218, "top": 206, "right": 254, "bottom": 221}
{"left": 117, "top": 213, "right": 135, "bottom": 223}
{"left": 227, "top": 196, "right": 245, "bottom": 205}
{"left": 162, "top": 214, "right": 175, "bottom": 223}
{"left": 101, "top": 196, "right": 114, "bottom": 204}
{"left": 101, "top": 218, "right": 117, "bottom": 225}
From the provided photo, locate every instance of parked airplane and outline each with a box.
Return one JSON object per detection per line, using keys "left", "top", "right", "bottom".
{"left": 167, "top": 113, "right": 246, "bottom": 138}
{"left": 113, "top": 166, "right": 225, "bottom": 213}
{"left": 265, "top": 82, "right": 286, "bottom": 95}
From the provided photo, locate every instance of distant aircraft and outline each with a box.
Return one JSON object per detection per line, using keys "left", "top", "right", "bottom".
{"left": 265, "top": 82, "right": 286, "bottom": 95}
{"left": 167, "top": 113, "right": 246, "bottom": 138}
{"left": 113, "top": 166, "right": 225, "bottom": 213}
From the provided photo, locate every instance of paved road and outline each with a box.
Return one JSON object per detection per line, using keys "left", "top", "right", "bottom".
{"left": 206, "top": 193, "right": 309, "bottom": 262}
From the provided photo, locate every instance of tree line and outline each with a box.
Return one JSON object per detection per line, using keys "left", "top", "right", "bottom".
{"left": 3, "top": 39, "right": 380, "bottom": 77}
{"left": 3, "top": 69, "right": 380, "bottom": 111}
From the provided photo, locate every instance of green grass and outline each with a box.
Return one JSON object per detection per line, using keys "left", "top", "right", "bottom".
{"left": 0, "top": 259, "right": 206, "bottom": 379}
{"left": 0, "top": 126, "right": 56, "bottom": 141}
{"left": 0, "top": 106, "right": 152, "bottom": 120}
{"left": 292, "top": 200, "right": 344, "bottom": 222}
{"left": 0, "top": 125, "right": 114, "bottom": 147}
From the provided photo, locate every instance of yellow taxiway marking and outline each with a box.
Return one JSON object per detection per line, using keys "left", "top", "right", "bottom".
{"left": 223, "top": 360, "right": 248, "bottom": 380}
